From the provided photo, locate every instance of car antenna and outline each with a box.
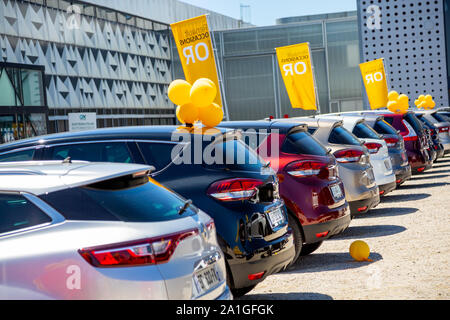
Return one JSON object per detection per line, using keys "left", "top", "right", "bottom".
{"left": 62, "top": 157, "right": 72, "bottom": 164}
{"left": 178, "top": 199, "right": 193, "bottom": 215}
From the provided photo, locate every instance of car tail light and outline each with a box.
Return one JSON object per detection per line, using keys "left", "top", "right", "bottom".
{"left": 417, "top": 167, "right": 425, "bottom": 172}
{"left": 285, "top": 160, "right": 327, "bottom": 177}
{"left": 79, "top": 229, "right": 198, "bottom": 267}
{"left": 438, "top": 126, "right": 449, "bottom": 133}
{"left": 333, "top": 149, "right": 364, "bottom": 163}
{"left": 248, "top": 271, "right": 265, "bottom": 281}
{"left": 401, "top": 120, "right": 418, "bottom": 141}
{"left": 206, "top": 178, "right": 263, "bottom": 201}
{"left": 316, "top": 231, "right": 329, "bottom": 238}
{"left": 384, "top": 138, "right": 399, "bottom": 148}
{"left": 364, "top": 142, "right": 382, "bottom": 154}
{"left": 358, "top": 206, "right": 368, "bottom": 212}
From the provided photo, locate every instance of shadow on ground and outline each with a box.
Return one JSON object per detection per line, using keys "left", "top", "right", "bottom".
{"left": 379, "top": 193, "right": 430, "bottom": 203}
{"left": 238, "top": 292, "right": 333, "bottom": 300}
{"left": 399, "top": 182, "right": 449, "bottom": 189}
{"left": 331, "top": 224, "right": 406, "bottom": 239}
{"left": 409, "top": 174, "right": 449, "bottom": 181}
{"left": 282, "top": 251, "right": 383, "bottom": 275}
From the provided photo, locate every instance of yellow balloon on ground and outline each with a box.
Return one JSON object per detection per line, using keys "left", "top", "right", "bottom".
{"left": 190, "top": 79, "right": 217, "bottom": 108}
{"left": 198, "top": 103, "right": 223, "bottom": 128}
{"left": 388, "top": 91, "right": 399, "bottom": 101}
{"left": 168, "top": 79, "right": 192, "bottom": 106}
{"left": 176, "top": 103, "right": 198, "bottom": 125}
{"left": 349, "top": 240, "right": 372, "bottom": 262}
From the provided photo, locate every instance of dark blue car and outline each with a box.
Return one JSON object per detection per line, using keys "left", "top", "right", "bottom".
{"left": 0, "top": 125, "right": 295, "bottom": 297}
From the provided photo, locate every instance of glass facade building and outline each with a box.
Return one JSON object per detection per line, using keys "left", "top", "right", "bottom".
{"left": 172, "top": 12, "right": 364, "bottom": 120}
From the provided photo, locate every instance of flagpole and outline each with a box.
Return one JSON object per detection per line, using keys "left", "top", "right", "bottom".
{"left": 308, "top": 42, "right": 321, "bottom": 114}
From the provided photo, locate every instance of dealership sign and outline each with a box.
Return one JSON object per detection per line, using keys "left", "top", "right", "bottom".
{"left": 275, "top": 43, "right": 318, "bottom": 111}
{"left": 68, "top": 113, "right": 97, "bottom": 132}
{"left": 171, "top": 15, "right": 223, "bottom": 108}
{"left": 359, "top": 58, "right": 389, "bottom": 110}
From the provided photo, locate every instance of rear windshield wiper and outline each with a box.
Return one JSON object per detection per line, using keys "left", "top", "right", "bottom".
{"left": 178, "top": 199, "right": 193, "bottom": 215}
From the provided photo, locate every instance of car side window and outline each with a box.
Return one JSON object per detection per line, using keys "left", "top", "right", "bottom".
{"left": 0, "top": 194, "right": 52, "bottom": 235}
{"left": 47, "top": 142, "right": 132, "bottom": 163}
{"left": 240, "top": 131, "right": 269, "bottom": 151}
{"left": 0, "top": 149, "right": 35, "bottom": 162}
{"left": 138, "top": 142, "right": 175, "bottom": 171}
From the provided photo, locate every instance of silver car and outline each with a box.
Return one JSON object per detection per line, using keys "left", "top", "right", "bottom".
{"left": 0, "top": 161, "right": 231, "bottom": 300}
{"left": 280, "top": 117, "right": 380, "bottom": 216}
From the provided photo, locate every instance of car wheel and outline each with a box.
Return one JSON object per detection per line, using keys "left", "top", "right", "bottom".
{"left": 287, "top": 213, "right": 303, "bottom": 267}
{"left": 300, "top": 241, "right": 323, "bottom": 256}
{"left": 231, "top": 285, "right": 257, "bottom": 298}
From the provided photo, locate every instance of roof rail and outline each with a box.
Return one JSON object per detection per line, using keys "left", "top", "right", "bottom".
{"left": 0, "top": 168, "right": 46, "bottom": 176}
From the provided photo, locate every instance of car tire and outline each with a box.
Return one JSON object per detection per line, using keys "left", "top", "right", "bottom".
{"left": 300, "top": 241, "right": 323, "bottom": 256}
{"left": 231, "top": 285, "right": 257, "bottom": 298}
{"left": 287, "top": 213, "right": 303, "bottom": 267}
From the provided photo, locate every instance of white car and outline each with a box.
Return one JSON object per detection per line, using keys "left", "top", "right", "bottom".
{"left": 0, "top": 161, "right": 231, "bottom": 300}
{"left": 316, "top": 115, "right": 397, "bottom": 196}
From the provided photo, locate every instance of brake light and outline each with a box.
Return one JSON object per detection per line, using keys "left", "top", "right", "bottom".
{"left": 207, "top": 178, "right": 263, "bottom": 201}
{"left": 438, "top": 127, "right": 449, "bottom": 133}
{"left": 384, "top": 138, "right": 399, "bottom": 148}
{"left": 285, "top": 160, "right": 327, "bottom": 177}
{"left": 79, "top": 229, "right": 198, "bottom": 267}
{"left": 401, "top": 120, "right": 418, "bottom": 142}
{"left": 403, "top": 135, "right": 418, "bottom": 141}
{"left": 333, "top": 149, "right": 364, "bottom": 163}
{"left": 248, "top": 272, "right": 265, "bottom": 281}
{"left": 364, "top": 142, "right": 382, "bottom": 154}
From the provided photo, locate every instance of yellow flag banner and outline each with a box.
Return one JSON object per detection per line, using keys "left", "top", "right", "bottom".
{"left": 359, "top": 59, "right": 389, "bottom": 110}
{"left": 171, "top": 15, "right": 222, "bottom": 107}
{"left": 275, "top": 43, "right": 317, "bottom": 110}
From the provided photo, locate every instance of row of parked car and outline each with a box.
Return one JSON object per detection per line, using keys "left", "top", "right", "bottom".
{"left": 0, "top": 107, "right": 448, "bottom": 300}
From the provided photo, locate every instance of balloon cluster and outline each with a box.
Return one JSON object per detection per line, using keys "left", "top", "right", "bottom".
{"left": 414, "top": 94, "right": 436, "bottom": 110}
{"left": 168, "top": 78, "right": 224, "bottom": 128}
{"left": 387, "top": 90, "right": 409, "bottom": 114}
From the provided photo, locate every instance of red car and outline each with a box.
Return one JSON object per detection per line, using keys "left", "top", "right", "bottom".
{"left": 376, "top": 112, "right": 433, "bottom": 174}
{"left": 219, "top": 121, "right": 351, "bottom": 264}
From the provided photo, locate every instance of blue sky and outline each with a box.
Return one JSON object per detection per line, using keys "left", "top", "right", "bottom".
{"left": 179, "top": 0, "right": 357, "bottom": 26}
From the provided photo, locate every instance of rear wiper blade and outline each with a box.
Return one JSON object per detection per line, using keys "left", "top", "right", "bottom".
{"left": 178, "top": 199, "right": 193, "bottom": 215}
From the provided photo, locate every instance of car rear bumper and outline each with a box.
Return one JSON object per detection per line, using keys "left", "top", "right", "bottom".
{"left": 378, "top": 180, "right": 397, "bottom": 196}
{"left": 302, "top": 209, "right": 351, "bottom": 243}
{"left": 227, "top": 230, "right": 294, "bottom": 290}
{"left": 394, "top": 164, "right": 412, "bottom": 185}
{"left": 349, "top": 189, "right": 380, "bottom": 216}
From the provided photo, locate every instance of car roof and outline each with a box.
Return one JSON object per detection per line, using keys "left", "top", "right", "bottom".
{"left": 283, "top": 116, "right": 342, "bottom": 128}
{"left": 218, "top": 120, "right": 307, "bottom": 134}
{"left": 0, "top": 161, "right": 154, "bottom": 195}
{"left": 0, "top": 125, "right": 234, "bottom": 153}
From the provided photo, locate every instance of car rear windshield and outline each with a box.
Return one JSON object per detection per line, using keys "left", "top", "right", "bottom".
{"left": 374, "top": 120, "right": 398, "bottom": 135}
{"left": 417, "top": 116, "right": 434, "bottom": 129}
{"left": 404, "top": 113, "right": 424, "bottom": 136}
{"left": 206, "top": 138, "right": 266, "bottom": 172}
{"left": 282, "top": 131, "right": 328, "bottom": 156}
{"left": 328, "top": 126, "right": 361, "bottom": 146}
{"left": 352, "top": 123, "right": 382, "bottom": 139}
{"left": 40, "top": 175, "right": 196, "bottom": 222}
{"left": 431, "top": 113, "right": 448, "bottom": 123}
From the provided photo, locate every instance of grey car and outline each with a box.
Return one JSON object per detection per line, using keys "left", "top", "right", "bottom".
{"left": 280, "top": 117, "right": 380, "bottom": 216}
{"left": 0, "top": 161, "right": 231, "bottom": 300}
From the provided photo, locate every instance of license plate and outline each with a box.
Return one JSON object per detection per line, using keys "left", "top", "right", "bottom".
{"left": 267, "top": 207, "right": 285, "bottom": 228}
{"left": 193, "top": 265, "right": 220, "bottom": 296}
{"left": 330, "top": 184, "right": 343, "bottom": 199}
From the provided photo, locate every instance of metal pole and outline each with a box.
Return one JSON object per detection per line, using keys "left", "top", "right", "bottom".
{"left": 272, "top": 53, "right": 281, "bottom": 118}
{"left": 308, "top": 42, "right": 321, "bottom": 114}
{"left": 206, "top": 15, "right": 230, "bottom": 121}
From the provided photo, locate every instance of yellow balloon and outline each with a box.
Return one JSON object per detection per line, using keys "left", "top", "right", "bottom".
{"left": 168, "top": 79, "right": 192, "bottom": 106}
{"left": 418, "top": 94, "right": 425, "bottom": 101}
{"left": 176, "top": 103, "right": 199, "bottom": 125}
{"left": 349, "top": 240, "right": 372, "bottom": 262}
{"left": 425, "top": 94, "right": 433, "bottom": 102}
{"left": 429, "top": 100, "right": 436, "bottom": 109}
{"left": 418, "top": 101, "right": 427, "bottom": 109}
{"left": 398, "top": 94, "right": 409, "bottom": 106}
{"left": 388, "top": 90, "right": 399, "bottom": 102}
{"left": 414, "top": 99, "right": 420, "bottom": 106}
{"left": 387, "top": 100, "right": 398, "bottom": 112}
{"left": 198, "top": 103, "right": 224, "bottom": 128}
{"left": 190, "top": 79, "right": 217, "bottom": 108}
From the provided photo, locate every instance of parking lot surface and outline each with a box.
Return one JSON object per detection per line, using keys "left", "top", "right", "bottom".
{"left": 240, "top": 156, "right": 450, "bottom": 300}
